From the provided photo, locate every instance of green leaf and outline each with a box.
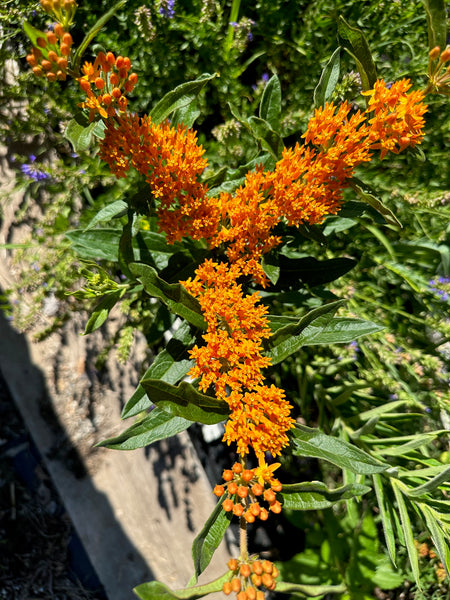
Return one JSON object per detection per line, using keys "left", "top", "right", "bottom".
{"left": 247, "top": 116, "right": 284, "bottom": 160}
{"left": 349, "top": 178, "right": 401, "bottom": 227}
{"left": 372, "top": 562, "right": 405, "bottom": 590}
{"left": 267, "top": 300, "right": 345, "bottom": 363}
{"left": 373, "top": 432, "right": 439, "bottom": 457}
{"left": 391, "top": 480, "right": 421, "bottom": 588}
{"left": 314, "top": 47, "right": 341, "bottom": 108}
{"left": 418, "top": 503, "right": 450, "bottom": 576}
{"left": 337, "top": 16, "right": 377, "bottom": 92}
{"left": 140, "top": 379, "right": 228, "bottom": 425}
{"left": 150, "top": 74, "right": 216, "bottom": 125}
{"left": 84, "top": 290, "right": 124, "bottom": 334}
{"left": 407, "top": 466, "right": 450, "bottom": 497}
{"left": 309, "top": 317, "right": 384, "bottom": 345}
{"left": 275, "top": 581, "right": 347, "bottom": 597}
{"left": 72, "top": 0, "right": 127, "bottom": 74}
{"left": 191, "top": 496, "right": 232, "bottom": 581}
{"left": 171, "top": 99, "right": 201, "bottom": 128}
{"left": 259, "top": 75, "right": 282, "bottom": 129}
{"left": 134, "top": 573, "right": 230, "bottom": 600}
{"left": 422, "top": 0, "right": 447, "bottom": 52}
{"left": 83, "top": 200, "right": 128, "bottom": 231}
{"left": 290, "top": 425, "right": 388, "bottom": 475}
{"left": 281, "top": 481, "right": 371, "bottom": 510}
{"left": 277, "top": 256, "right": 357, "bottom": 288}
{"left": 96, "top": 407, "right": 192, "bottom": 450}
{"left": 23, "top": 21, "right": 50, "bottom": 58}
{"left": 64, "top": 117, "right": 106, "bottom": 153}
{"left": 129, "top": 262, "right": 206, "bottom": 329}
{"left": 373, "top": 474, "right": 397, "bottom": 566}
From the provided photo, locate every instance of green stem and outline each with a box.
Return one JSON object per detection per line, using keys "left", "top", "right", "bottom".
{"left": 224, "top": 0, "right": 241, "bottom": 58}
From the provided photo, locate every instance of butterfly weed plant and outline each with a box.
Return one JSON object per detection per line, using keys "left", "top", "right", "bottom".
{"left": 19, "top": 0, "right": 450, "bottom": 598}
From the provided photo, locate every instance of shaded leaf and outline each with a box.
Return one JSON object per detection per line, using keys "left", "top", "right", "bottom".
{"left": 134, "top": 573, "right": 230, "bottom": 600}
{"left": 247, "top": 116, "right": 284, "bottom": 160}
{"left": 150, "top": 74, "right": 216, "bottom": 125}
{"left": 276, "top": 256, "right": 357, "bottom": 288}
{"left": 419, "top": 503, "right": 450, "bottom": 576}
{"left": 121, "top": 323, "right": 194, "bottom": 419}
{"left": 407, "top": 466, "right": 450, "bottom": 497}
{"left": 349, "top": 178, "right": 401, "bottom": 227}
{"left": 64, "top": 117, "right": 106, "bottom": 153}
{"left": 275, "top": 581, "right": 347, "bottom": 596}
{"left": 291, "top": 425, "right": 387, "bottom": 474}
{"left": 130, "top": 262, "right": 206, "bottom": 329}
{"left": 84, "top": 290, "right": 124, "bottom": 334}
{"left": 72, "top": 0, "right": 127, "bottom": 74}
{"left": 172, "top": 99, "right": 201, "bottom": 128}
{"left": 192, "top": 496, "right": 232, "bottom": 581}
{"left": 140, "top": 379, "right": 228, "bottom": 425}
{"left": 337, "top": 16, "right": 377, "bottom": 92}
{"left": 83, "top": 200, "right": 128, "bottom": 231}
{"left": 391, "top": 480, "right": 421, "bottom": 588}
{"left": 373, "top": 474, "right": 397, "bottom": 566}
{"left": 96, "top": 407, "right": 192, "bottom": 450}
{"left": 281, "top": 481, "right": 371, "bottom": 510}
{"left": 314, "top": 47, "right": 341, "bottom": 108}
{"left": 259, "top": 75, "right": 282, "bottom": 129}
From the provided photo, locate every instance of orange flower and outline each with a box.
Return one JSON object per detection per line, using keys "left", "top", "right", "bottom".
{"left": 183, "top": 260, "right": 295, "bottom": 457}
{"left": 76, "top": 52, "right": 138, "bottom": 121}
{"left": 99, "top": 114, "right": 219, "bottom": 242}
{"left": 363, "top": 79, "right": 427, "bottom": 158}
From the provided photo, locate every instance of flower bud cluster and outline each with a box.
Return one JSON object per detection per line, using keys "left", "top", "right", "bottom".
{"left": 214, "top": 462, "right": 282, "bottom": 522}
{"left": 77, "top": 52, "right": 138, "bottom": 120}
{"left": 26, "top": 25, "right": 73, "bottom": 81}
{"left": 40, "top": 0, "right": 77, "bottom": 29}
{"left": 428, "top": 46, "right": 450, "bottom": 95}
{"left": 222, "top": 557, "right": 279, "bottom": 599}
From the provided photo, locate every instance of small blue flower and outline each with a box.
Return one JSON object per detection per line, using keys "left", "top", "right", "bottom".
{"left": 159, "top": 0, "right": 175, "bottom": 18}
{"left": 21, "top": 162, "right": 51, "bottom": 182}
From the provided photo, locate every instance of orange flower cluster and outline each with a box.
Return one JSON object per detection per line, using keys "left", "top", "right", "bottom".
{"left": 214, "top": 461, "right": 283, "bottom": 522}
{"left": 99, "top": 113, "right": 219, "bottom": 242}
{"left": 363, "top": 79, "right": 427, "bottom": 158}
{"left": 182, "top": 260, "right": 295, "bottom": 457}
{"left": 26, "top": 25, "right": 72, "bottom": 81}
{"left": 223, "top": 557, "right": 279, "bottom": 599}
{"left": 77, "top": 52, "right": 138, "bottom": 121}
{"left": 39, "top": 0, "right": 77, "bottom": 28}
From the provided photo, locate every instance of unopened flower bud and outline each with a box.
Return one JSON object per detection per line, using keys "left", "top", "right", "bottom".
{"left": 223, "top": 469, "right": 233, "bottom": 481}
{"left": 231, "top": 577, "right": 241, "bottom": 593}
{"left": 223, "top": 499, "right": 234, "bottom": 512}
{"left": 232, "top": 462, "right": 243, "bottom": 474}
{"left": 240, "top": 563, "right": 251, "bottom": 578}
{"left": 223, "top": 581, "right": 232, "bottom": 595}
{"left": 440, "top": 47, "right": 450, "bottom": 62}
{"left": 251, "top": 573, "right": 262, "bottom": 587}
{"left": 227, "top": 558, "right": 238, "bottom": 571}
{"left": 237, "top": 486, "right": 248, "bottom": 498}
{"left": 429, "top": 46, "right": 441, "bottom": 60}
{"left": 232, "top": 503, "right": 244, "bottom": 516}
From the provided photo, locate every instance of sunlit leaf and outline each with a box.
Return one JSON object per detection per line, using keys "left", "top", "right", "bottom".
{"left": 134, "top": 573, "right": 230, "bottom": 600}
{"left": 314, "top": 47, "right": 341, "bottom": 108}
{"left": 281, "top": 481, "right": 371, "bottom": 510}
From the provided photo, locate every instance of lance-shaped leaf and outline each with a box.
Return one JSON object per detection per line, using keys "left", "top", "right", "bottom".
{"left": 348, "top": 177, "right": 401, "bottom": 227}
{"left": 275, "top": 581, "right": 347, "bottom": 597}
{"left": 391, "top": 480, "right": 421, "bottom": 588}
{"left": 191, "top": 495, "right": 232, "bottom": 581}
{"left": 140, "top": 379, "right": 228, "bottom": 425}
{"left": 276, "top": 256, "right": 357, "bottom": 288}
{"left": 134, "top": 573, "right": 230, "bottom": 600}
{"left": 423, "top": 0, "right": 447, "bottom": 52}
{"left": 314, "top": 47, "right": 341, "bottom": 108}
{"left": 84, "top": 289, "right": 124, "bottom": 334}
{"left": 96, "top": 407, "right": 192, "bottom": 450}
{"left": 150, "top": 73, "right": 216, "bottom": 125}
{"left": 373, "top": 474, "right": 397, "bottom": 566}
{"left": 65, "top": 116, "right": 106, "bottom": 153}
{"left": 259, "top": 74, "right": 282, "bottom": 129}
{"left": 267, "top": 301, "right": 361, "bottom": 364}
{"left": 290, "top": 425, "right": 388, "bottom": 474}
{"left": 83, "top": 200, "right": 128, "bottom": 232}
{"left": 418, "top": 503, "right": 450, "bottom": 576}
{"left": 72, "top": 0, "right": 127, "bottom": 74}
{"left": 337, "top": 16, "right": 377, "bottom": 92}
{"left": 171, "top": 99, "right": 201, "bottom": 128}
{"left": 281, "top": 481, "right": 371, "bottom": 510}
{"left": 130, "top": 262, "right": 206, "bottom": 329}
{"left": 247, "top": 116, "right": 284, "bottom": 160}
{"left": 406, "top": 466, "right": 450, "bottom": 497}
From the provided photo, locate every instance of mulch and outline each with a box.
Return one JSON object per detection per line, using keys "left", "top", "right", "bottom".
{"left": 0, "top": 370, "right": 106, "bottom": 600}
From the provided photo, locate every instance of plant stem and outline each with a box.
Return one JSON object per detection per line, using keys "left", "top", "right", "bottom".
{"left": 239, "top": 454, "right": 248, "bottom": 561}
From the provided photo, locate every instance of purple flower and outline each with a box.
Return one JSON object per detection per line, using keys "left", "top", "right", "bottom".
{"left": 21, "top": 163, "right": 51, "bottom": 182}
{"left": 159, "top": 0, "right": 175, "bottom": 18}
{"left": 429, "top": 276, "right": 450, "bottom": 302}
{"left": 262, "top": 72, "right": 270, "bottom": 83}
